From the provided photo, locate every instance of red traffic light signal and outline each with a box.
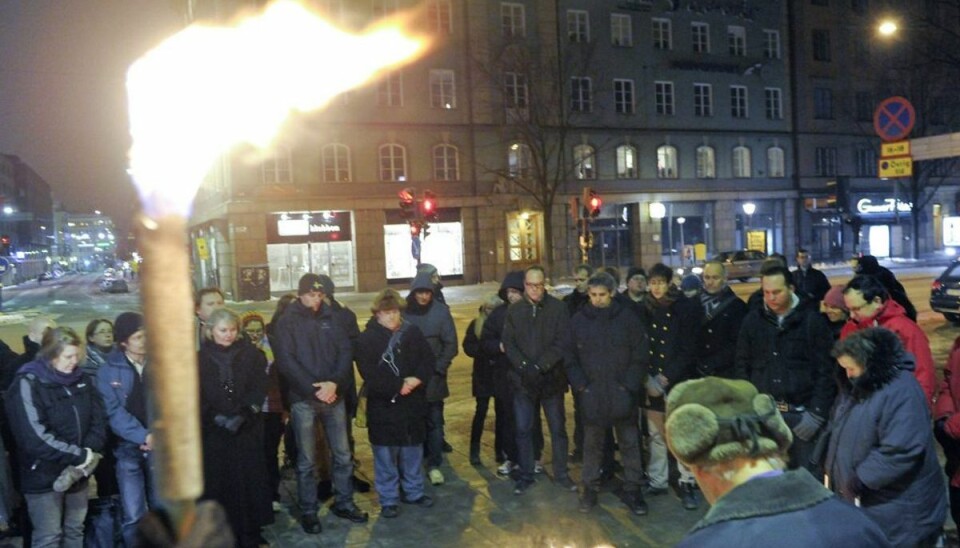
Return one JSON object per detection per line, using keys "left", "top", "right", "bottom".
{"left": 588, "top": 191, "right": 601, "bottom": 218}
{"left": 420, "top": 190, "right": 439, "bottom": 221}
{"left": 398, "top": 188, "right": 416, "bottom": 219}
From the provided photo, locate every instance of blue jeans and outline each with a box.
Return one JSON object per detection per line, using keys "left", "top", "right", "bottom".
{"left": 291, "top": 399, "right": 354, "bottom": 514}
{"left": 372, "top": 445, "right": 424, "bottom": 507}
{"left": 25, "top": 487, "right": 88, "bottom": 548}
{"left": 116, "top": 444, "right": 156, "bottom": 548}
{"left": 423, "top": 401, "right": 445, "bottom": 469}
{"left": 514, "top": 391, "right": 568, "bottom": 482}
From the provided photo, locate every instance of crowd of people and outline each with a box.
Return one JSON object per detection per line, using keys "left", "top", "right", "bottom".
{"left": 0, "top": 251, "right": 956, "bottom": 546}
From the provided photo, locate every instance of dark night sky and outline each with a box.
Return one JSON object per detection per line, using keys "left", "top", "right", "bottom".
{"left": 0, "top": 2, "right": 183, "bottom": 232}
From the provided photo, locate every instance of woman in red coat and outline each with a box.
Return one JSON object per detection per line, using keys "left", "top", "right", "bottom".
{"left": 935, "top": 335, "right": 960, "bottom": 527}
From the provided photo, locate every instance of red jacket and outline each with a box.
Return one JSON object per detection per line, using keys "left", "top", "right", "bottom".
{"left": 936, "top": 336, "right": 960, "bottom": 487}
{"left": 840, "top": 300, "right": 936, "bottom": 409}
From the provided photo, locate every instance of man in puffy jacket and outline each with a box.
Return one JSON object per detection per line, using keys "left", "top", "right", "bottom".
{"left": 274, "top": 274, "right": 367, "bottom": 535}
{"left": 734, "top": 266, "right": 835, "bottom": 475}
{"left": 502, "top": 265, "right": 576, "bottom": 495}
{"left": 567, "top": 272, "right": 648, "bottom": 516}
{"left": 841, "top": 274, "right": 936, "bottom": 409}
{"left": 402, "top": 271, "right": 457, "bottom": 486}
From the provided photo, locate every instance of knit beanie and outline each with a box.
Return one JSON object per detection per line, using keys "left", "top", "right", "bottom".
{"left": 626, "top": 267, "right": 647, "bottom": 282}
{"left": 665, "top": 377, "right": 793, "bottom": 467}
{"left": 114, "top": 312, "right": 144, "bottom": 344}
{"left": 316, "top": 274, "right": 335, "bottom": 297}
{"left": 297, "top": 273, "right": 324, "bottom": 296}
{"left": 681, "top": 274, "right": 702, "bottom": 293}
{"left": 822, "top": 284, "right": 847, "bottom": 311}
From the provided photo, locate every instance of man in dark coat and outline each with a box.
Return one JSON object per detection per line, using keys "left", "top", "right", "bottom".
{"left": 480, "top": 271, "right": 527, "bottom": 476}
{"left": 274, "top": 273, "right": 367, "bottom": 534}
{"left": 665, "top": 377, "right": 892, "bottom": 548}
{"left": 403, "top": 271, "right": 458, "bottom": 486}
{"left": 502, "top": 265, "right": 576, "bottom": 495}
{"left": 567, "top": 272, "right": 649, "bottom": 515}
{"left": 791, "top": 248, "right": 831, "bottom": 302}
{"left": 697, "top": 261, "right": 747, "bottom": 378}
{"left": 563, "top": 263, "right": 592, "bottom": 463}
{"left": 734, "top": 266, "right": 836, "bottom": 475}
{"left": 637, "top": 263, "right": 703, "bottom": 510}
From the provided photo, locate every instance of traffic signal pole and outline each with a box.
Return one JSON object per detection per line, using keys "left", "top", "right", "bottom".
{"left": 398, "top": 188, "right": 439, "bottom": 266}
{"left": 576, "top": 187, "right": 601, "bottom": 264}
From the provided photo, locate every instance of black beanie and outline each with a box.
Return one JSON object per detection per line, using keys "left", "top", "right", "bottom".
{"left": 114, "top": 312, "right": 143, "bottom": 344}
{"left": 298, "top": 273, "right": 324, "bottom": 296}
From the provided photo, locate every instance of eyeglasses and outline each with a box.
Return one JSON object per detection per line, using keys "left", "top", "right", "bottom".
{"left": 524, "top": 282, "right": 545, "bottom": 289}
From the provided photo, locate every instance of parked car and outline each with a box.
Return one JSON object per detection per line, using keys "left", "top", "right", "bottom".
{"left": 931, "top": 260, "right": 960, "bottom": 323}
{"left": 712, "top": 250, "right": 768, "bottom": 282}
{"left": 100, "top": 278, "right": 129, "bottom": 294}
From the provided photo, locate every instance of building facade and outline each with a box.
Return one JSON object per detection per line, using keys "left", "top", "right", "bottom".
{"left": 181, "top": 0, "right": 960, "bottom": 297}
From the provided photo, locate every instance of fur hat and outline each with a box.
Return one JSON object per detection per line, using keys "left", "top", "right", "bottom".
{"left": 297, "top": 273, "right": 324, "bottom": 296}
{"left": 665, "top": 377, "right": 793, "bottom": 467}
{"left": 114, "top": 312, "right": 143, "bottom": 344}
{"left": 822, "top": 284, "right": 847, "bottom": 311}
{"left": 371, "top": 288, "right": 406, "bottom": 313}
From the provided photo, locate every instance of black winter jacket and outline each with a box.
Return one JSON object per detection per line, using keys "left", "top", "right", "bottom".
{"left": 734, "top": 298, "right": 836, "bottom": 417}
{"left": 404, "top": 272, "right": 458, "bottom": 402}
{"left": 567, "top": 301, "right": 648, "bottom": 424}
{"left": 5, "top": 361, "right": 107, "bottom": 493}
{"left": 792, "top": 266, "right": 831, "bottom": 302}
{"left": 502, "top": 293, "right": 570, "bottom": 398}
{"left": 463, "top": 318, "right": 496, "bottom": 399}
{"left": 637, "top": 289, "right": 703, "bottom": 385}
{"left": 356, "top": 320, "right": 434, "bottom": 446}
{"left": 698, "top": 287, "right": 747, "bottom": 378}
{"left": 274, "top": 300, "right": 352, "bottom": 405}
{"left": 479, "top": 303, "right": 514, "bottom": 400}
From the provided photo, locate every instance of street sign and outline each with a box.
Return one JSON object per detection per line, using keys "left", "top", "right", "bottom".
{"left": 878, "top": 157, "right": 913, "bottom": 178}
{"left": 881, "top": 141, "right": 910, "bottom": 157}
{"left": 874, "top": 96, "right": 916, "bottom": 142}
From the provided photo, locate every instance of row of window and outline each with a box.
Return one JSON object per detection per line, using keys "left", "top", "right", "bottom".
{"left": 260, "top": 142, "right": 788, "bottom": 185}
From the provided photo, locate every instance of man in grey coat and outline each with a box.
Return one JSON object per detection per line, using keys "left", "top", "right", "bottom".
{"left": 403, "top": 271, "right": 458, "bottom": 486}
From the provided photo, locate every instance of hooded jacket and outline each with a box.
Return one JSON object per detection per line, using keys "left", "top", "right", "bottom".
{"left": 6, "top": 360, "right": 107, "bottom": 493}
{"left": 840, "top": 299, "right": 936, "bottom": 409}
{"left": 403, "top": 271, "right": 458, "bottom": 402}
{"left": 273, "top": 299, "right": 353, "bottom": 404}
{"left": 566, "top": 300, "right": 648, "bottom": 424}
{"left": 479, "top": 271, "right": 525, "bottom": 400}
{"left": 855, "top": 256, "right": 916, "bottom": 321}
{"left": 734, "top": 297, "right": 836, "bottom": 418}
{"left": 934, "top": 336, "right": 960, "bottom": 487}
{"left": 824, "top": 333, "right": 947, "bottom": 547}
{"left": 502, "top": 291, "right": 570, "bottom": 398}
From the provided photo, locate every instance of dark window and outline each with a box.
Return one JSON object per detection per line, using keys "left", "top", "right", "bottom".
{"left": 855, "top": 92, "right": 873, "bottom": 122}
{"left": 812, "top": 30, "right": 831, "bottom": 62}
{"left": 814, "top": 88, "right": 833, "bottom": 119}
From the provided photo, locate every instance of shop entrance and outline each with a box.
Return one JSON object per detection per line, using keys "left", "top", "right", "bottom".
{"left": 267, "top": 241, "right": 354, "bottom": 294}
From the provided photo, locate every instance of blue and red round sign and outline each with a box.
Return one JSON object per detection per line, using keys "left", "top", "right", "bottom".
{"left": 874, "top": 96, "right": 916, "bottom": 142}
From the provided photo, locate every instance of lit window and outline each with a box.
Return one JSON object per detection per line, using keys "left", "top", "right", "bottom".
{"left": 429, "top": 69, "right": 456, "bottom": 109}
{"left": 696, "top": 146, "right": 715, "bottom": 178}
{"left": 617, "top": 145, "right": 637, "bottom": 178}
{"left": 379, "top": 144, "right": 407, "bottom": 182}
{"left": 508, "top": 143, "right": 532, "bottom": 179}
{"left": 768, "top": 146, "right": 785, "bottom": 178}
{"left": 657, "top": 145, "right": 678, "bottom": 179}
{"left": 573, "top": 144, "right": 595, "bottom": 180}
{"left": 732, "top": 146, "right": 752, "bottom": 178}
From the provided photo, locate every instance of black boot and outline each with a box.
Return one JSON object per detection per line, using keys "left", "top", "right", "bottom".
{"left": 679, "top": 483, "right": 699, "bottom": 511}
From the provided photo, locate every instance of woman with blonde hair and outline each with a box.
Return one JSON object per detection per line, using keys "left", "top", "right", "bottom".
{"left": 462, "top": 293, "right": 504, "bottom": 466}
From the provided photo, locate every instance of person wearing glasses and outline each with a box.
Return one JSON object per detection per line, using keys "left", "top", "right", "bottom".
{"left": 82, "top": 319, "right": 114, "bottom": 375}
{"left": 502, "top": 265, "right": 577, "bottom": 495}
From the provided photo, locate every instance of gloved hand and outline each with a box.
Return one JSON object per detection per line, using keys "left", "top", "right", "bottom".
{"left": 215, "top": 414, "right": 246, "bottom": 434}
{"left": 792, "top": 411, "right": 825, "bottom": 442}
{"left": 79, "top": 449, "right": 102, "bottom": 476}
{"left": 645, "top": 375, "right": 665, "bottom": 398}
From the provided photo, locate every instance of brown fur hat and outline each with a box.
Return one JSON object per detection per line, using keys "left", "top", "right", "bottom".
{"left": 665, "top": 377, "right": 793, "bottom": 467}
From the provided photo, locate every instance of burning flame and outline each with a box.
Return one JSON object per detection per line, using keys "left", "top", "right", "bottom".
{"left": 127, "top": 0, "right": 428, "bottom": 217}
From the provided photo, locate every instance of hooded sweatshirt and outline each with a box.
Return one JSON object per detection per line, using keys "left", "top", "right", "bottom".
{"left": 403, "top": 271, "right": 458, "bottom": 401}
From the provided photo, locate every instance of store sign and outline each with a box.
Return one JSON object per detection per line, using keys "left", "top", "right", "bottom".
{"left": 856, "top": 198, "right": 912, "bottom": 216}
{"left": 268, "top": 211, "right": 352, "bottom": 243}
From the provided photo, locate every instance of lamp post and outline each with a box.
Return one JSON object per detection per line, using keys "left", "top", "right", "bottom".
{"left": 742, "top": 202, "right": 756, "bottom": 250}
{"left": 649, "top": 202, "right": 666, "bottom": 265}
{"left": 677, "top": 217, "right": 686, "bottom": 266}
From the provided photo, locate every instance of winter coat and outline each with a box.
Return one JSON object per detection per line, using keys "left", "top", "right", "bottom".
{"left": 95, "top": 348, "right": 149, "bottom": 447}
{"left": 677, "top": 470, "right": 892, "bottom": 548}
{"left": 197, "top": 337, "right": 273, "bottom": 540}
{"left": 935, "top": 335, "right": 960, "bottom": 487}
{"left": 328, "top": 298, "right": 361, "bottom": 410}
{"left": 403, "top": 272, "right": 458, "bottom": 402}
{"left": 562, "top": 289, "right": 589, "bottom": 317}
{"left": 5, "top": 360, "right": 107, "bottom": 494}
{"left": 2, "top": 336, "right": 37, "bottom": 391}
{"left": 824, "top": 341, "right": 947, "bottom": 547}
{"left": 856, "top": 255, "right": 917, "bottom": 321}
{"left": 356, "top": 319, "right": 434, "bottom": 447}
{"left": 734, "top": 298, "right": 836, "bottom": 418}
{"left": 273, "top": 299, "right": 353, "bottom": 404}
{"left": 636, "top": 288, "right": 703, "bottom": 386}
{"left": 840, "top": 299, "right": 936, "bottom": 409}
{"left": 566, "top": 301, "right": 648, "bottom": 425}
{"left": 463, "top": 318, "right": 496, "bottom": 399}
{"left": 479, "top": 303, "right": 514, "bottom": 401}
{"left": 792, "top": 266, "right": 831, "bottom": 302}
{"left": 697, "top": 286, "right": 747, "bottom": 378}
{"left": 502, "top": 293, "right": 570, "bottom": 399}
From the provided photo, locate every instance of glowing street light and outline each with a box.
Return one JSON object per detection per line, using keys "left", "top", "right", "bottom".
{"left": 878, "top": 19, "right": 898, "bottom": 37}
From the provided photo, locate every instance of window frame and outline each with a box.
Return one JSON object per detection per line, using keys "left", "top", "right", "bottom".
{"left": 567, "top": 10, "right": 590, "bottom": 43}
{"left": 652, "top": 18, "right": 672, "bottom": 50}
{"left": 732, "top": 146, "right": 752, "bottom": 178}
{"left": 570, "top": 77, "right": 593, "bottom": 112}
{"left": 429, "top": 69, "right": 456, "bottom": 109}
{"left": 694, "top": 83, "right": 713, "bottom": 117}
{"left": 764, "top": 87, "right": 783, "bottom": 120}
{"left": 377, "top": 71, "right": 404, "bottom": 107}
{"left": 657, "top": 145, "right": 678, "bottom": 179}
{"left": 763, "top": 29, "right": 781, "bottom": 59}
{"left": 655, "top": 81, "right": 675, "bottom": 115}
{"left": 616, "top": 144, "right": 637, "bottom": 179}
{"left": 573, "top": 144, "right": 596, "bottom": 180}
{"left": 261, "top": 145, "right": 293, "bottom": 184}
{"left": 728, "top": 25, "right": 746, "bottom": 56}
{"left": 814, "top": 87, "right": 834, "bottom": 119}
{"left": 427, "top": 0, "right": 453, "bottom": 34}
{"left": 696, "top": 145, "right": 716, "bottom": 179}
{"left": 614, "top": 78, "right": 635, "bottom": 114}
{"left": 611, "top": 13, "right": 633, "bottom": 47}
{"left": 501, "top": 2, "right": 526, "bottom": 37}
{"left": 730, "top": 85, "right": 748, "bottom": 118}
{"left": 378, "top": 143, "right": 408, "bottom": 182}
{"left": 432, "top": 144, "right": 460, "bottom": 181}
{"left": 507, "top": 143, "right": 533, "bottom": 179}
{"left": 814, "top": 147, "right": 838, "bottom": 177}
{"left": 767, "top": 146, "right": 785, "bottom": 178}
{"left": 321, "top": 143, "right": 352, "bottom": 183}
{"left": 691, "top": 22, "right": 710, "bottom": 53}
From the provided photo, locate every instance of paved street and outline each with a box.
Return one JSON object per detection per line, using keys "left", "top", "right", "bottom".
{"left": 0, "top": 265, "right": 956, "bottom": 546}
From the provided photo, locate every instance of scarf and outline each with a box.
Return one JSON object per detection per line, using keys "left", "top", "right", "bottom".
{"left": 20, "top": 359, "right": 83, "bottom": 386}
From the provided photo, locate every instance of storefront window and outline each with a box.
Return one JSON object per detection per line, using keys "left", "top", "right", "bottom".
{"left": 384, "top": 222, "right": 463, "bottom": 279}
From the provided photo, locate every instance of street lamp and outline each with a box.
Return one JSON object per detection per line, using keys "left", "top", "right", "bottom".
{"left": 649, "top": 202, "right": 666, "bottom": 220}
{"left": 677, "top": 217, "right": 686, "bottom": 266}
{"left": 742, "top": 203, "right": 756, "bottom": 249}
{"left": 878, "top": 19, "right": 898, "bottom": 37}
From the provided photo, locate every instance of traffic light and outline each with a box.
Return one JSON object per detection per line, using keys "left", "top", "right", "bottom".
{"left": 826, "top": 176, "right": 849, "bottom": 213}
{"left": 587, "top": 190, "right": 602, "bottom": 218}
{"left": 0, "top": 235, "right": 9, "bottom": 256}
{"left": 421, "top": 190, "right": 439, "bottom": 222}
{"left": 399, "top": 188, "right": 416, "bottom": 220}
